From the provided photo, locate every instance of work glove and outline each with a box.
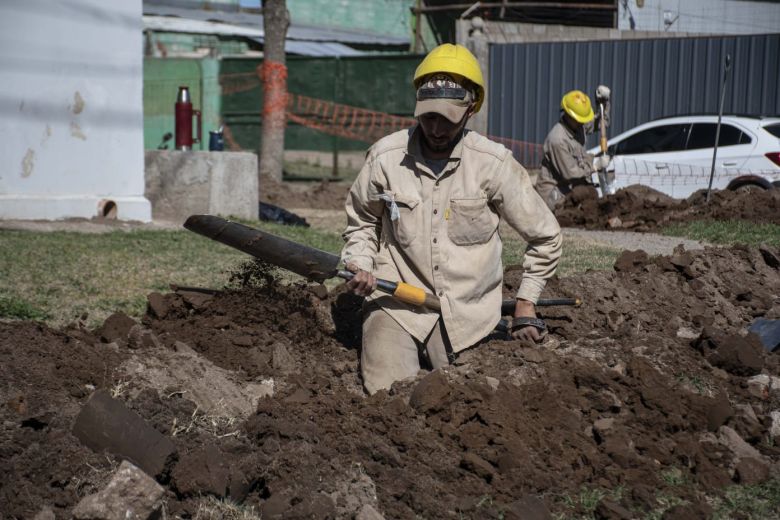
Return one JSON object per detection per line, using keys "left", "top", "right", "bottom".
{"left": 511, "top": 299, "right": 546, "bottom": 343}
{"left": 596, "top": 85, "right": 611, "bottom": 103}
{"left": 592, "top": 154, "right": 612, "bottom": 172}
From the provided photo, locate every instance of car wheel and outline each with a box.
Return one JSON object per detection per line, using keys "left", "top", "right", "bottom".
{"left": 731, "top": 183, "right": 767, "bottom": 195}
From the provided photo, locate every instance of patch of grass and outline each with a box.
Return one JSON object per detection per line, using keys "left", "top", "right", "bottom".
{"left": 0, "top": 221, "right": 341, "bottom": 327}
{"left": 502, "top": 232, "right": 620, "bottom": 276}
{"left": 662, "top": 220, "right": 780, "bottom": 247}
{"left": 644, "top": 494, "right": 687, "bottom": 520}
{"left": 660, "top": 467, "right": 686, "bottom": 487}
{"left": 0, "top": 293, "right": 49, "bottom": 320}
{"left": 712, "top": 478, "right": 780, "bottom": 520}
{"left": 193, "top": 496, "right": 261, "bottom": 520}
{"left": 555, "top": 486, "right": 609, "bottom": 519}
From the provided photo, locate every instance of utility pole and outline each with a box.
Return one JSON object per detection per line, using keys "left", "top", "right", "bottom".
{"left": 706, "top": 53, "right": 732, "bottom": 203}
{"left": 259, "top": 0, "right": 290, "bottom": 183}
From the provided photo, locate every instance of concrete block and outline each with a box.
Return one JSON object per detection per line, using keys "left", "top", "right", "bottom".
{"left": 72, "top": 390, "right": 176, "bottom": 478}
{"left": 72, "top": 460, "right": 164, "bottom": 520}
{"left": 145, "top": 150, "right": 258, "bottom": 223}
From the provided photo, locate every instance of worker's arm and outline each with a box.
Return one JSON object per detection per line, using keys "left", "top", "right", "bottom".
{"left": 341, "top": 154, "right": 385, "bottom": 295}
{"left": 489, "top": 154, "right": 563, "bottom": 340}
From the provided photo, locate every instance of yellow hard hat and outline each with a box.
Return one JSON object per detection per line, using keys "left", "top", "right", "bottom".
{"left": 560, "top": 90, "right": 594, "bottom": 124}
{"left": 414, "top": 44, "right": 485, "bottom": 114}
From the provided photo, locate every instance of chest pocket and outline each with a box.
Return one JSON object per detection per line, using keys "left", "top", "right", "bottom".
{"left": 447, "top": 197, "right": 497, "bottom": 246}
{"left": 382, "top": 191, "right": 420, "bottom": 247}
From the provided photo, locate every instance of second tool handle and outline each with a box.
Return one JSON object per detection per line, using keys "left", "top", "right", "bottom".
{"left": 336, "top": 270, "right": 441, "bottom": 311}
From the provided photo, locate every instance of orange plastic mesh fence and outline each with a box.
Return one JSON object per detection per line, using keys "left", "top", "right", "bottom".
{"left": 218, "top": 70, "right": 544, "bottom": 167}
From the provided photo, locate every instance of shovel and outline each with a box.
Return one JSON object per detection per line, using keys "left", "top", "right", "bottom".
{"left": 184, "top": 215, "right": 581, "bottom": 313}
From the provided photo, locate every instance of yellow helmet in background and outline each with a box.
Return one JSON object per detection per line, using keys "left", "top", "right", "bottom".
{"left": 560, "top": 90, "right": 595, "bottom": 124}
{"left": 414, "top": 44, "right": 485, "bottom": 114}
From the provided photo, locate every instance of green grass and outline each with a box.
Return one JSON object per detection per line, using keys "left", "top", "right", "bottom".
{"left": 502, "top": 234, "right": 620, "bottom": 276}
{"left": 712, "top": 478, "right": 780, "bottom": 520}
{"left": 0, "top": 220, "right": 342, "bottom": 327}
{"left": 0, "top": 294, "right": 49, "bottom": 321}
{"left": 662, "top": 220, "right": 780, "bottom": 247}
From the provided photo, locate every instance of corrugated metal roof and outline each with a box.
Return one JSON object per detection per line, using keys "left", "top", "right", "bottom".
{"left": 143, "top": 15, "right": 367, "bottom": 56}
{"left": 142, "top": 4, "right": 409, "bottom": 46}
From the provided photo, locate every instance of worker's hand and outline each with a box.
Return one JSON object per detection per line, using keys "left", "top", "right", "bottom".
{"left": 345, "top": 263, "right": 377, "bottom": 297}
{"left": 596, "top": 85, "right": 610, "bottom": 103}
{"left": 511, "top": 299, "right": 545, "bottom": 343}
{"left": 593, "top": 154, "right": 611, "bottom": 171}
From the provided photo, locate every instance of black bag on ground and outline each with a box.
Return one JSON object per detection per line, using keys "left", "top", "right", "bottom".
{"left": 258, "top": 202, "right": 310, "bottom": 227}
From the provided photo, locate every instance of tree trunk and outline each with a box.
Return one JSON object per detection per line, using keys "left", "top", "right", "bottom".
{"left": 259, "top": 0, "right": 289, "bottom": 182}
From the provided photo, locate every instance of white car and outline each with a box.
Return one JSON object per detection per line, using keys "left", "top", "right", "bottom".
{"left": 589, "top": 115, "right": 780, "bottom": 198}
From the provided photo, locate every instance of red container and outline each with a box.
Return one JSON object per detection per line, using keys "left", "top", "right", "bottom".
{"left": 175, "top": 86, "right": 201, "bottom": 150}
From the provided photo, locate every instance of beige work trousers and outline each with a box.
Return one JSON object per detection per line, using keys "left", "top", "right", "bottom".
{"left": 361, "top": 305, "right": 451, "bottom": 395}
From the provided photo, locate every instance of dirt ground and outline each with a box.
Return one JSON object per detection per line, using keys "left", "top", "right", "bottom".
{"left": 261, "top": 178, "right": 351, "bottom": 211}
{"left": 555, "top": 185, "right": 780, "bottom": 231}
{"left": 2, "top": 242, "right": 780, "bottom": 519}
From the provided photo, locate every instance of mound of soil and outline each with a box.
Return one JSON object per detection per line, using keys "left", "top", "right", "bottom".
{"left": 2, "top": 246, "right": 780, "bottom": 518}
{"left": 555, "top": 185, "right": 780, "bottom": 230}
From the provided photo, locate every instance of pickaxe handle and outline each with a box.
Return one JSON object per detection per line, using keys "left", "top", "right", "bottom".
{"left": 337, "top": 270, "right": 580, "bottom": 315}
{"left": 337, "top": 270, "right": 441, "bottom": 311}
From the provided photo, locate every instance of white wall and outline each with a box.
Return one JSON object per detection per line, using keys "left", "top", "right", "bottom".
{"left": 0, "top": 0, "right": 151, "bottom": 221}
{"left": 620, "top": 0, "right": 780, "bottom": 34}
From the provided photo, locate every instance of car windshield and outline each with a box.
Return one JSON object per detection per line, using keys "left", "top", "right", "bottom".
{"left": 763, "top": 123, "right": 780, "bottom": 138}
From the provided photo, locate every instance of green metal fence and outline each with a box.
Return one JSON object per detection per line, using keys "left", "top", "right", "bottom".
{"left": 144, "top": 54, "right": 423, "bottom": 153}
{"left": 221, "top": 54, "right": 423, "bottom": 153}
{"left": 143, "top": 58, "right": 221, "bottom": 151}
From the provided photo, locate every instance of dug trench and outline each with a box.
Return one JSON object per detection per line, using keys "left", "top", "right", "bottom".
{"left": 2, "top": 245, "right": 780, "bottom": 519}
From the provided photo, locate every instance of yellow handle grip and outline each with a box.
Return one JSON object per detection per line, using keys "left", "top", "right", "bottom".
{"left": 393, "top": 282, "right": 427, "bottom": 306}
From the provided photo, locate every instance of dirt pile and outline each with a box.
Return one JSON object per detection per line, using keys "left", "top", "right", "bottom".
{"left": 2, "top": 246, "right": 780, "bottom": 518}
{"left": 555, "top": 185, "right": 780, "bottom": 230}
{"left": 261, "top": 178, "right": 350, "bottom": 210}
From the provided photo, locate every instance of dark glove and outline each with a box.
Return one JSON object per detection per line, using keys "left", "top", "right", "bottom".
{"left": 511, "top": 316, "right": 547, "bottom": 343}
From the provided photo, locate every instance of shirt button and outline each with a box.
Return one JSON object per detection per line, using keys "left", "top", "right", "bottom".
{"left": 433, "top": 209, "right": 438, "bottom": 214}
{"left": 434, "top": 265, "right": 439, "bottom": 271}
{"left": 433, "top": 238, "right": 437, "bottom": 244}
{"left": 438, "top": 291, "right": 444, "bottom": 297}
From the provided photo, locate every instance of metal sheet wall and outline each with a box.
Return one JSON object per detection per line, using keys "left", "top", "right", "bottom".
{"left": 488, "top": 34, "right": 780, "bottom": 163}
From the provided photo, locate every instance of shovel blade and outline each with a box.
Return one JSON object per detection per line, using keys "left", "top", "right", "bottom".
{"left": 183, "top": 215, "right": 341, "bottom": 283}
{"left": 749, "top": 318, "right": 780, "bottom": 353}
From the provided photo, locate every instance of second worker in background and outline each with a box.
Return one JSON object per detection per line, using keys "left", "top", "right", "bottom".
{"left": 535, "top": 87, "right": 611, "bottom": 210}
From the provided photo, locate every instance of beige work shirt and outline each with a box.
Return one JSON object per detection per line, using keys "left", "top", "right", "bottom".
{"left": 536, "top": 106, "right": 610, "bottom": 205}
{"left": 342, "top": 127, "right": 562, "bottom": 353}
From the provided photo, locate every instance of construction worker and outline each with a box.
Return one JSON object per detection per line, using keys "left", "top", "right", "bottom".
{"left": 535, "top": 87, "right": 611, "bottom": 210}
{"left": 341, "top": 44, "right": 562, "bottom": 394}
